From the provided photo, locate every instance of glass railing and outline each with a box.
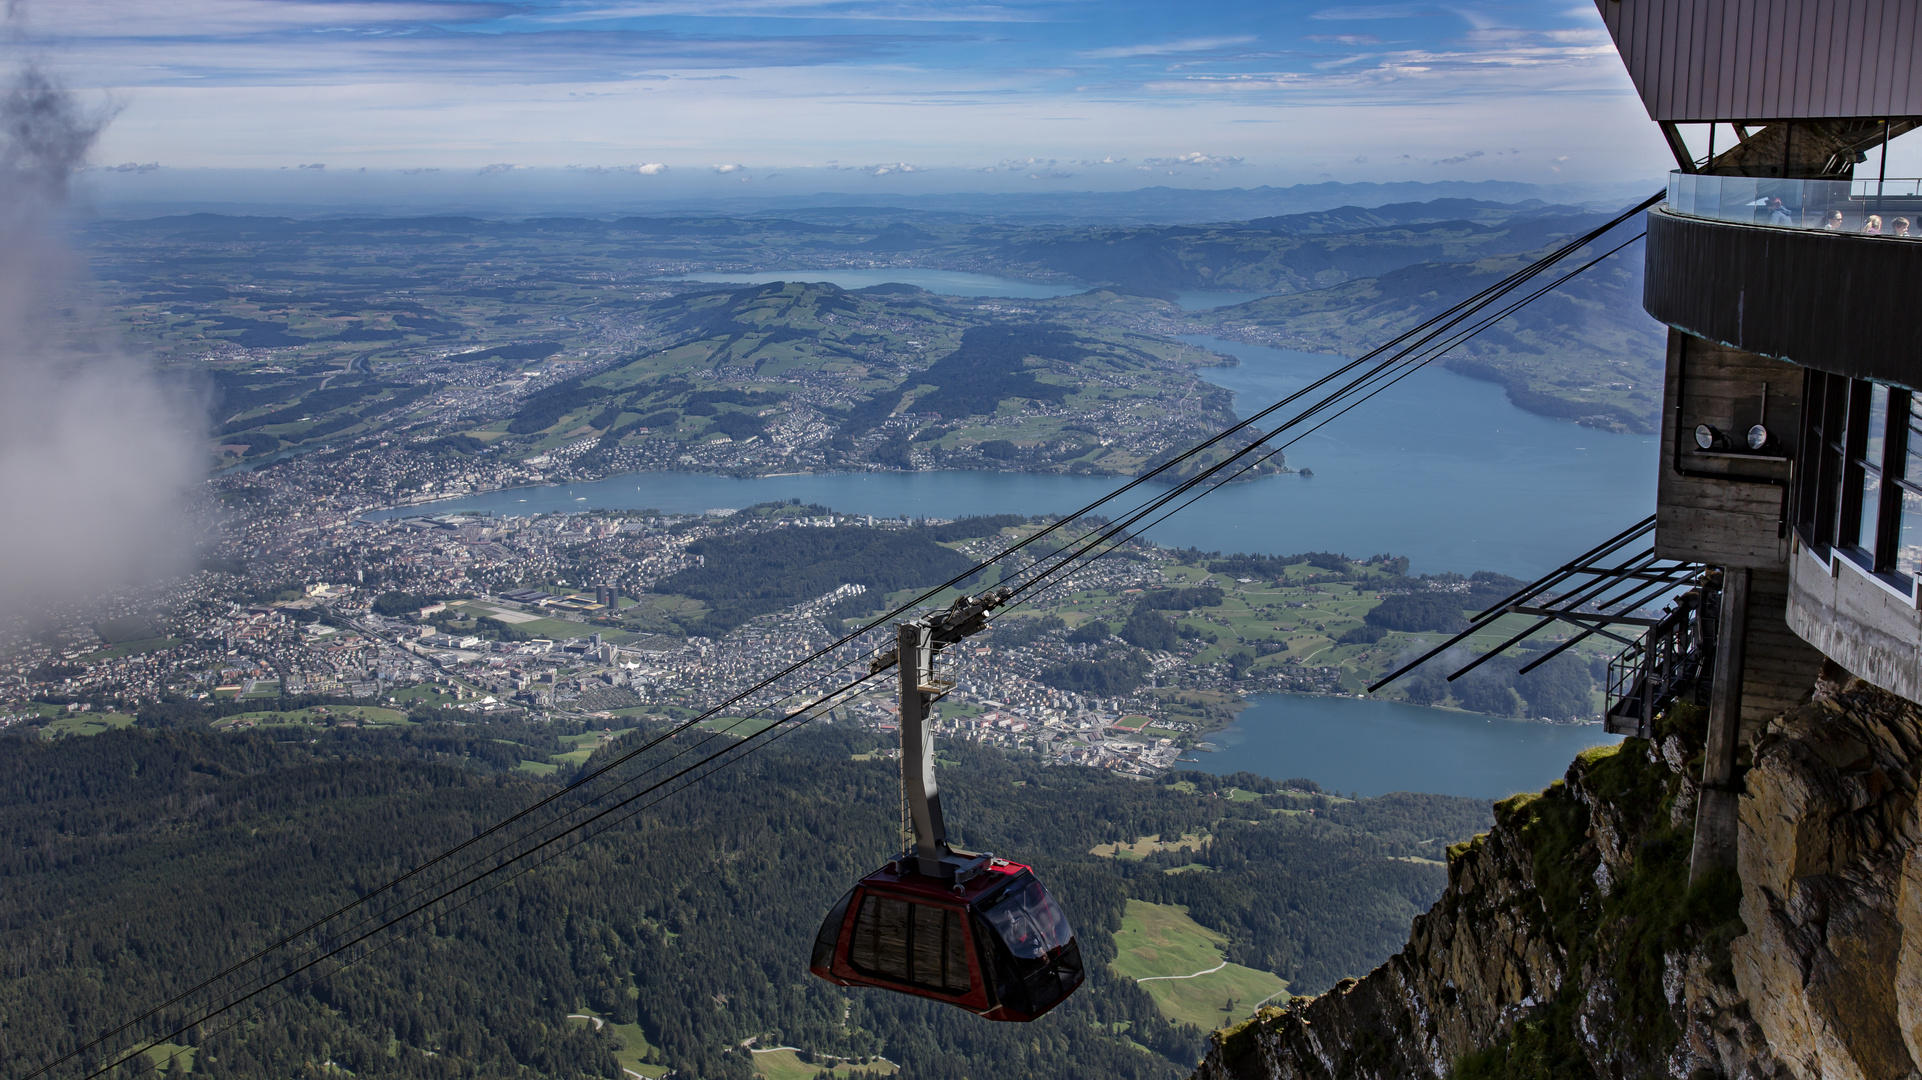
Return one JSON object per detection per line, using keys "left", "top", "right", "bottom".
{"left": 1666, "top": 171, "right": 1922, "bottom": 238}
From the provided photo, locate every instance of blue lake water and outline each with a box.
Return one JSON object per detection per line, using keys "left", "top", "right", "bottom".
{"left": 371, "top": 333, "right": 1650, "bottom": 794}
{"left": 659, "top": 269, "right": 1084, "bottom": 299}
{"left": 1183, "top": 694, "right": 1618, "bottom": 799}
{"left": 1181, "top": 337, "right": 1658, "bottom": 574}
{"left": 378, "top": 337, "right": 1657, "bottom": 578}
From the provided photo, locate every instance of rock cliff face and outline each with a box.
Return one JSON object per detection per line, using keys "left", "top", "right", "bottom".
{"left": 1191, "top": 677, "right": 1922, "bottom": 1080}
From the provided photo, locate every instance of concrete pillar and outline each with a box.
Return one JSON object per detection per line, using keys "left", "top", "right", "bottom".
{"left": 1691, "top": 566, "right": 1750, "bottom": 884}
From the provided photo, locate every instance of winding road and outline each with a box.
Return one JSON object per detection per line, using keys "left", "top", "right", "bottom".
{"left": 1135, "top": 961, "right": 1229, "bottom": 982}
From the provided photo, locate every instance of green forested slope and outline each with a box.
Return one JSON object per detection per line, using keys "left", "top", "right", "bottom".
{"left": 0, "top": 723, "right": 1489, "bottom": 1080}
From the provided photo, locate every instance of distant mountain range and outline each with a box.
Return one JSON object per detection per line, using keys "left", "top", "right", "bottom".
{"left": 91, "top": 192, "right": 1666, "bottom": 455}
{"left": 78, "top": 171, "right": 1665, "bottom": 226}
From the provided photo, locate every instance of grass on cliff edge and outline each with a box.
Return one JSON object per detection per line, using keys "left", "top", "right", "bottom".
{"left": 1454, "top": 722, "right": 1745, "bottom": 1080}
{"left": 1111, "top": 899, "right": 1288, "bottom": 1030}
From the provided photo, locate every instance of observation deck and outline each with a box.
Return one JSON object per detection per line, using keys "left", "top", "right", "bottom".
{"left": 1644, "top": 171, "right": 1922, "bottom": 391}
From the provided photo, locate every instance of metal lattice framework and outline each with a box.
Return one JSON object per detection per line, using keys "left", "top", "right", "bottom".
{"left": 1369, "top": 517, "right": 1708, "bottom": 727}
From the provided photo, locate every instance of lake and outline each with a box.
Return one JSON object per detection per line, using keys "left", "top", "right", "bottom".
{"left": 369, "top": 330, "right": 1650, "bottom": 794}
{"left": 659, "top": 269, "right": 1085, "bottom": 299}
{"left": 1183, "top": 694, "right": 1618, "bottom": 799}
{"left": 374, "top": 337, "right": 1656, "bottom": 578}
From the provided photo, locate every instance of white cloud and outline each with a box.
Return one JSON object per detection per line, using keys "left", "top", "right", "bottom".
{"left": 1140, "top": 151, "right": 1244, "bottom": 167}
{"left": 1309, "top": 4, "right": 1436, "bottom": 20}
{"left": 637, "top": 161, "right": 667, "bottom": 174}
{"left": 712, "top": 162, "right": 744, "bottom": 172}
{"left": 537, "top": 0, "right": 1043, "bottom": 23}
{"left": 19, "top": 0, "right": 506, "bottom": 37}
{"left": 1080, "top": 35, "right": 1255, "bottom": 60}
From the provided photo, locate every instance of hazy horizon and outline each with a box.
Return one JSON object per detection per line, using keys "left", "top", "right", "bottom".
{"left": 69, "top": 168, "right": 1669, "bottom": 221}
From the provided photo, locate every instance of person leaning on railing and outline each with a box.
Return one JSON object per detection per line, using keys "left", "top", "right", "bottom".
{"left": 1863, "top": 214, "right": 1884, "bottom": 235}
{"left": 1895, "top": 217, "right": 1913, "bottom": 237}
{"left": 1824, "top": 210, "right": 1845, "bottom": 230}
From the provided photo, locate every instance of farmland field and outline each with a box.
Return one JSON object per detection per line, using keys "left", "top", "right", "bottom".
{"left": 1110, "top": 900, "right": 1288, "bottom": 1029}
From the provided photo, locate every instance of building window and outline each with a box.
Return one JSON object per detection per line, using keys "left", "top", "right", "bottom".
{"left": 1900, "top": 403, "right": 1922, "bottom": 579}
{"left": 1795, "top": 371, "right": 1918, "bottom": 588}
{"left": 1797, "top": 371, "right": 1849, "bottom": 549}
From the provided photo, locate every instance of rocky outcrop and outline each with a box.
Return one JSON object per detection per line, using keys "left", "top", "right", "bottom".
{"left": 1191, "top": 678, "right": 1922, "bottom": 1080}
{"left": 1731, "top": 678, "right": 1922, "bottom": 1080}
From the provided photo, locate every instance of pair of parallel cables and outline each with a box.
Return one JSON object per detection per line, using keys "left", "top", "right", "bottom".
{"left": 34, "top": 191, "right": 1660, "bottom": 1080}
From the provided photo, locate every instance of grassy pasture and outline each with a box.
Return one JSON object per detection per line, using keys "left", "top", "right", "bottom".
{"left": 83, "top": 637, "right": 183, "bottom": 661}
{"left": 1090, "top": 833, "right": 1210, "bottom": 861}
{"left": 699, "top": 715, "right": 778, "bottom": 738}
{"left": 565, "top": 1012, "right": 668, "bottom": 1079}
{"left": 42, "top": 713, "right": 137, "bottom": 738}
{"left": 751, "top": 1048, "right": 897, "bottom": 1080}
{"left": 213, "top": 706, "right": 409, "bottom": 729}
{"left": 140, "top": 1042, "right": 195, "bottom": 1074}
{"left": 1110, "top": 900, "right": 1287, "bottom": 1030}
{"left": 549, "top": 728, "right": 635, "bottom": 766}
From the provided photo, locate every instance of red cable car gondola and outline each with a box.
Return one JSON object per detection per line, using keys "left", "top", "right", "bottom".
{"left": 809, "top": 594, "right": 1085, "bottom": 1021}
{"left": 810, "top": 856, "right": 1083, "bottom": 1022}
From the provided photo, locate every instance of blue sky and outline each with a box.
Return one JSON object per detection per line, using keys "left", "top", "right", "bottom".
{"left": 18, "top": 0, "right": 1685, "bottom": 188}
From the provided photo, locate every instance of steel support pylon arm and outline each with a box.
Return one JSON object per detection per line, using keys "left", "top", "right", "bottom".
{"left": 872, "top": 586, "right": 1012, "bottom": 878}
{"left": 898, "top": 621, "right": 949, "bottom": 876}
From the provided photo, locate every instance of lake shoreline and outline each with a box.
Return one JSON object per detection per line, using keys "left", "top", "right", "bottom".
{"left": 1177, "top": 691, "right": 1621, "bottom": 799}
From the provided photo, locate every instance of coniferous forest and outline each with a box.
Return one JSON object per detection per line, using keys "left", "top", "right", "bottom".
{"left": 0, "top": 720, "right": 1491, "bottom": 1080}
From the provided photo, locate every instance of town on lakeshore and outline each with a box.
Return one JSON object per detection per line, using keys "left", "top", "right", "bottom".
{"left": 5, "top": 493, "right": 1609, "bottom": 773}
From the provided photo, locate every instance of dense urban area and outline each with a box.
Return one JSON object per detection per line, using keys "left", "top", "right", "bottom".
{"left": 3, "top": 492, "right": 1606, "bottom": 777}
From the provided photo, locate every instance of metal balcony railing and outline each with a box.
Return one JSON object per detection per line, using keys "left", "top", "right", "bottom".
{"left": 1603, "top": 575, "right": 1718, "bottom": 739}
{"left": 1667, "top": 171, "right": 1922, "bottom": 237}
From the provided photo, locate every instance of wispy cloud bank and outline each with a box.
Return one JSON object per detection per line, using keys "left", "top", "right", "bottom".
{"left": 1080, "top": 35, "right": 1255, "bottom": 59}
{"left": 0, "top": 68, "right": 204, "bottom": 617}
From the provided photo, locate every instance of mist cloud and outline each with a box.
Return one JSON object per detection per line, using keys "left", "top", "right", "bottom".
{"left": 0, "top": 68, "right": 206, "bottom": 618}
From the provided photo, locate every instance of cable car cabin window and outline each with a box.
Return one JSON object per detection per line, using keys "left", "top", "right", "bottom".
{"left": 979, "top": 877, "right": 1073, "bottom": 959}
{"left": 812, "top": 888, "right": 854, "bottom": 975}
{"left": 975, "top": 876, "right": 1083, "bottom": 1016}
{"left": 847, "top": 895, "right": 971, "bottom": 995}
